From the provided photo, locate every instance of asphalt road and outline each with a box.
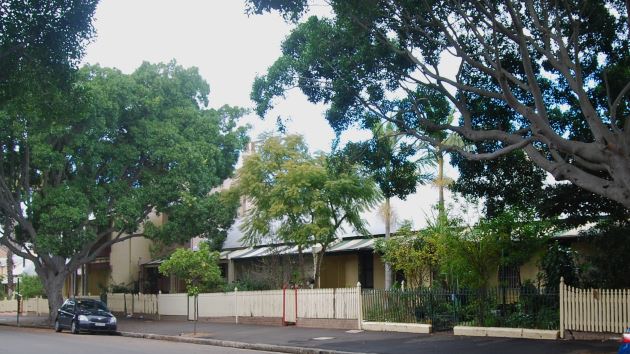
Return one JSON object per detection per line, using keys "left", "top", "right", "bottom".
{"left": 0, "top": 316, "right": 620, "bottom": 354}
{"left": 0, "top": 326, "right": 272, "bottom": 354}
{"left": 118, "top": 318, "right": 619, "bottom": 354}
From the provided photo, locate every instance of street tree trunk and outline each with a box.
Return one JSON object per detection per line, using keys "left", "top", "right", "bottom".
{"left": 6, "top": 249, "right": 14, "bottom": 298}
{"left": 313, "top": 247, "right": 327, "bottom": 289}
{"left": 4, "top": 220, "right": 15, "bottom": 298}
{"left": 35, "top": 259, "right": 69, "bottom": 324}
{"left": 297, "top": 246, "right": 306, "bottom": 286}
{"left": 437, "top": 152, "right": 445, "bottom": 219}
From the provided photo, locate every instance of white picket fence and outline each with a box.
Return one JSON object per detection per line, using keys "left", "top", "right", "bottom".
{"left": 297, "top": 287, "right": 359, "bottom": 319}
{"left": 560, "top": 278, "right": 630, "bottom": 336}
{"left": 0, "top": 297, "right": 49, "bottom": 315}
{"left": 190, "top": 286, "right": 360, "bottom": 323}
{"left": 0, "top": 286, "right": 362, "bottom": 323}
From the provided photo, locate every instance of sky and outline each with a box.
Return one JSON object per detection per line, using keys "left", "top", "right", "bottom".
{"left": 82, "top": 1, "right": 478, "bottom": 231}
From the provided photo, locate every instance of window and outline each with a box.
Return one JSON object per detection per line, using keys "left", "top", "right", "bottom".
{"left": 358, "top": 252, "right": 374, "bottom": 289}
{"left": 62, "top": 300, "right": 74, "bottom": 312}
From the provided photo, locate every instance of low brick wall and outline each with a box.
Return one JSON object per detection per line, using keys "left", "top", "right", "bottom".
{"left": 454, "top": 326, "right": 558, "bottom": 340}
{"left": 237, "top": 316, "right": 283, "bottom": 326}
{"left": 362, "top": 322, "right": 432, "bottom": 334}
{"left": 562, "top": 330, "right": 622, "bottom": 341}
{"left": 185, "top": 316, "right": 358, "bottom": 329}
{"left": 199, "top": 316, "right": 236, "bottom": 324}
{"left": 296, "top": 318, "right": 358, "bottom": 330}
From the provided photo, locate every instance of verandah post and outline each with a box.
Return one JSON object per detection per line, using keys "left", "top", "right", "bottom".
{"left": 234, "top": 287, "right": 239, "bottom": 324}
{"left": 357, "top": 282, "right": 362, "bottom": 330}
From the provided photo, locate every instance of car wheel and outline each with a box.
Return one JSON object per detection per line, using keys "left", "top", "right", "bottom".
{"left": 70, "top": 320, "right": 79, "bottom": 334}
{"left": 54, "top": 319, "right": 62, "bottom": 333}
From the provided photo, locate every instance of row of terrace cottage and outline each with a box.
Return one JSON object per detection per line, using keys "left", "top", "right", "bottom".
{"left": 59, "top": 143, "right": 598, "bottom": 297}
{"left": 62, "top": 205, "right": 593, "bottom": 298}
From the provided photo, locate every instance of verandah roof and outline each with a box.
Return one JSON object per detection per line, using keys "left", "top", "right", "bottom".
{"left": 221, "top": 237, "right": 377, "bottom": 260}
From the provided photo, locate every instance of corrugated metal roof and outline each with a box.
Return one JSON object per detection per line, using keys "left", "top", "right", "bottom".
{"left": 222, "top": 237, "right": 377, "bottom": 260}
{"left": 552, "top": 222, "right": 597, "bottom": 239}
{"left": 142, "top": 237, "right": 380, "bottom": 265}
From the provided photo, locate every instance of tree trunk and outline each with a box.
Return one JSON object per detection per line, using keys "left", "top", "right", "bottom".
{"left": 384, "top": 197, "right": 393, "bottom": 289}
{"left": 437, "top": 152, "right": 445, "bottom": 219}
{"left": 4, "top": 220, "right": 15, "bottom": 298}
{"left": 297, "top": 246, "right": 306, "bottom": 285}
{"left": 313, "top": 249, "right": 326, "bottom": 289}
{"left": 36, "top": 265, "right": 68, "bottom": 324}
{"left": 6, "top": 249, "right": 14, "bottom": 298}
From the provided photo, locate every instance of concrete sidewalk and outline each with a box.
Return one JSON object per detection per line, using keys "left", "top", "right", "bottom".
{"left": 0, "top": 314, "right": 619, "bottom": 354}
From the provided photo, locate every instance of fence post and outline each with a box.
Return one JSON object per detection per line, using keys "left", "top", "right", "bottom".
{"left": 234, "top": 287, "right": 239, "bottom": 324}
{"left": 157, "top": 291, "right": 161, "bottom": 320}
{"left": 356, "top": 282, "right": 362, "bottom": 330}
{"left": 560, "top": 277, "right": 565, "bottom": 339}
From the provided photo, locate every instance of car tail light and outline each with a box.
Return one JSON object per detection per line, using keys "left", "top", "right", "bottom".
{"left": 622, "top": 333, "right": 630, "bottom": 343}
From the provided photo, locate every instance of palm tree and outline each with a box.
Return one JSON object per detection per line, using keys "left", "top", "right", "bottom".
{"left": 362, "top": 122, "right": 428, "bottom": 288}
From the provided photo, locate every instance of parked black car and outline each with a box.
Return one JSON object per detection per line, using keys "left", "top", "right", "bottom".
{"left": 54, "top": 298, "right": 117, "bottom": 334}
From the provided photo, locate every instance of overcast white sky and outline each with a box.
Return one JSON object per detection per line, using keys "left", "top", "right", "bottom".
{"left": 82, "top": 1, "right": 477, "bottom": 230}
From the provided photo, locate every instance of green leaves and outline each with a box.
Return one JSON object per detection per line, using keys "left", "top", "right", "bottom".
{"left": 2, "top": 60, "right": 248, "bottom": 263}
{"left": 0, "top": 0, "right": 98, "bottom": 105}
{"left": 247, "top": 0, "right": 630, "bottom": 210}
{"left": 375, "top": 222, "right": 440, "bottom": 288}
{"left": 158, "top": 242, "right": 222, "bottom": 296}
{"left": 17, "top": 275, "right": 45, "bottom": 299}
{"left": 236, "top": 134, "right": 381, "bottom": 251}
{"left": 378, "top": 207, "right": 553, "bottom": 289}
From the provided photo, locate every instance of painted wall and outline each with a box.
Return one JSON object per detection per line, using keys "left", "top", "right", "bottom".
{"left": 520, "top": 253, "right": 542, "bottom": 284}
{"left": 229, "top": 251, "right": 385, "bottom": 290}
{"left": 109, "top": 212, "right": 164, "bottom": 289}
{"left": 373, "top": 253, "right": 386, "bottom": 289}
{"left": 233, "top": 254, "right": 310, "bottom": 287}
{"left": 86, "top": 266, "right": 110, "bottom": 295}
{"left": 320, "top": 253, "right": 358, "bottom": 288}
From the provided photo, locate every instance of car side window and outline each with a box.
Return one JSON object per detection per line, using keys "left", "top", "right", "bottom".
{"left": 62, "top": 301, "right": 74, "bottom": 312}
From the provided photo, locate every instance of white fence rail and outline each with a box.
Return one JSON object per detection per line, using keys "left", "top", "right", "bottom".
{"left": 297, "top": 287, "right": 359, "bottom": 319}
{"left": 236, "top": 289, "right": 285, "bottom": 318}
{"left": 197, "top": 292, "right": 234, "bottom": 317}
{"left": 560, "top": 278, "right": 630, "bottom": 336}
{"left": 0, "top": 297, "right": 48, "bottom": 315}
{"left": 157, "top": 293, "right": 187, "bottom": 316}
{"left": 190, "top": 287, "right": 359, "bottom": 323}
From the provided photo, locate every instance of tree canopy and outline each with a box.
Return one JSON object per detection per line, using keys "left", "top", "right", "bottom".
{"left": 235, "top": 134, "right": 381, "bottom": 286}
{"left": 0, "top": 61, "right": 248, "bottom": 319}
{"left": 0, "top": 0, "right": 98, "bottom": 106}
{"left": 248, "top": 0, "right": 630, "bottom": 210}
{"left": 159, "top": 242, "right": 223, "bottom": 296}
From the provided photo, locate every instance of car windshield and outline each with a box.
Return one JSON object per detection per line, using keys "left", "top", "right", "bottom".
{"left": 76, "top": 300, "right": 109, "bottom": 313}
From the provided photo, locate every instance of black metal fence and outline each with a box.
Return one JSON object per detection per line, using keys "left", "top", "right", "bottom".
{"left": 362, "top": 286, "right": 559, "bottom": 331}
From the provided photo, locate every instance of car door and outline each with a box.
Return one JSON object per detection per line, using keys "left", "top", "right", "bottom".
{"left": 59, "top": 300, "right": 74, "bottom": 328}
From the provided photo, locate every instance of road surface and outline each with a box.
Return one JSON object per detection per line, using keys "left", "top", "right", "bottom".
{"left": 0, "top": 326, "right": 272, "bottom": 354}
